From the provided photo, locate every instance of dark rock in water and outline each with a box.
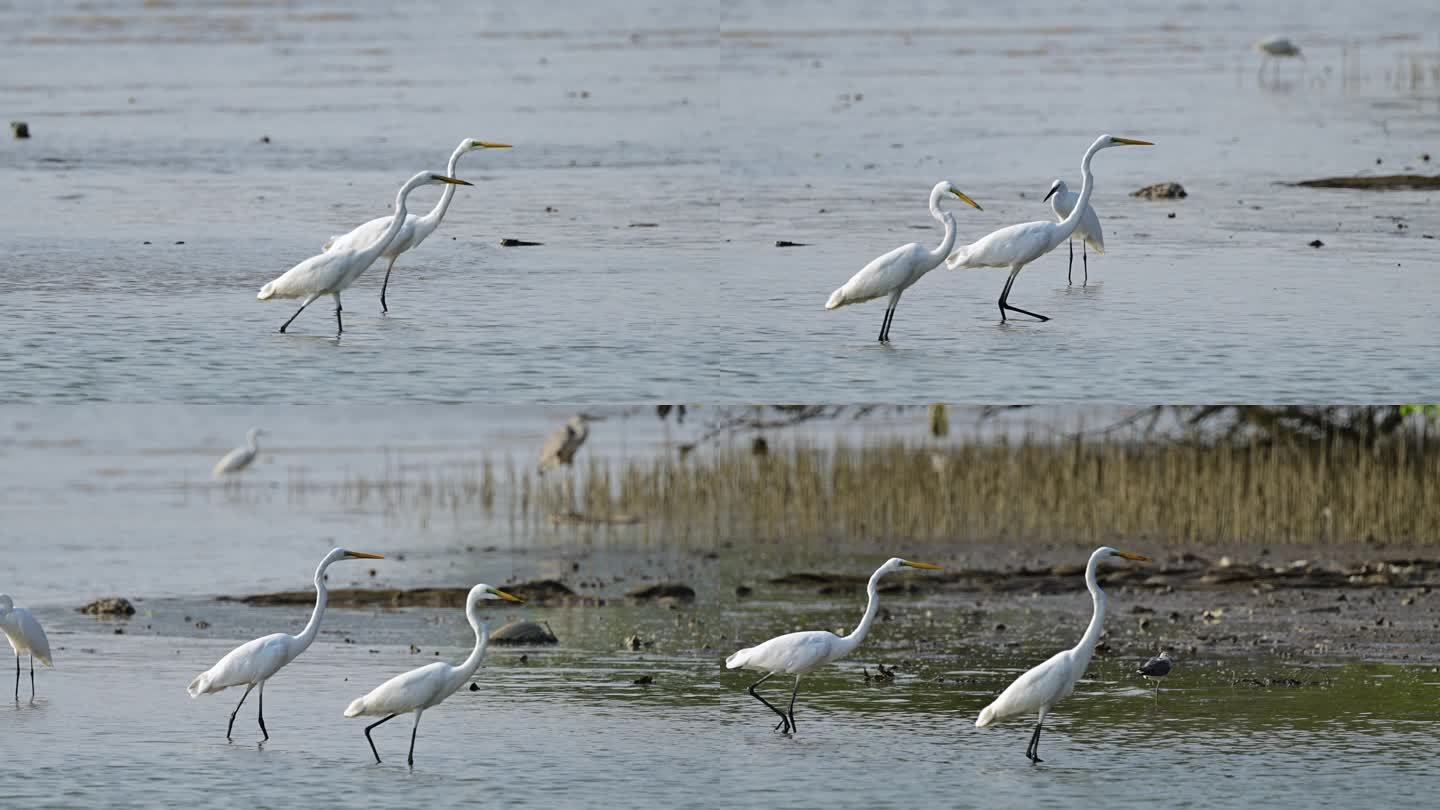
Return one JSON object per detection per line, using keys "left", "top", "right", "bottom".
{"left": 490, "top": 620, "right": 559, "bottom": 645}
{"left": 775, "top": 240, "right": 808, "bottom": 247}
{"left": 1309, "top": 239, "right": 1324, "bottom": 248}
{"left": 633, "top": 675, "right": 654, "bottom": 685}
{"left": 627, "top": 583, "right": 696, "bottom": 602}
{"left": 734, "top": 585, "right": 753, "bottom": 598}
{"left": 11, "top": 121, "right": 29, "bottom": 139}
{"left": 500, "top": 238, "right": 543, "bottom": 247}
{"left": 469, "top": 682, "right": 480, "bottom": 691}
{"left": 1295, "top": 174, "right": 1440, "bottom": 191}
{"left": 1131, "top": 182, "right": 1187, "bottom": 200}
{"left": 79, "top": 597, "right": 135, "bottom": 616}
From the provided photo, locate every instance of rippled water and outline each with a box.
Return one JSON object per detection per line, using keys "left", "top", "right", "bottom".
{"left": 3, "top": 1, "right": 1439, "bottom": 401}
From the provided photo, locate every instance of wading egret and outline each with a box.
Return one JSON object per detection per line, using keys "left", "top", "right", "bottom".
{"left": 212, "top": 427, "right": 263, "bottom": 479}
{"left": 947, "top": 135, "right": 1152, "bottom": 322}
{"left": 0, "top": 595, "right": 52, "bottom": 701}
{"left": 344, "top": 583, "right": 523, "bottom": 766}
{"left": 187, "top": 547, "right": 384, "bottom": 741}
{"left": 1136, "top": 650, "right": 1174, "bottom": 697}
{"left": 825, "top": 182, "right": 982, "bottom": 342}
{"left": 323, "top": 139, "right": 512, "bottom": 313}
{"left": 538, "top": 415, "right": 591, "bottom": 472}
{"left": 257, "top": 173, "right": 472, "bottom": 335}
{"left": 1042, "top": 179, "right": 1104, "bottom": 285}
{"left": 725, "top": 557, "right": 942, "bottom": 733}
{"left": 975, "top": 546, "right": 1148, "bottom": 763}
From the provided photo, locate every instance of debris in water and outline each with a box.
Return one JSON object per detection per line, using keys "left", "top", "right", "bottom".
{"left": 775, "top": 240, "right": 808, "bottom": 247}
{"left": 491, "top": 621, "right": 560, "bottom": 645}
{"left": 11, "top": 121, "right": 29, "bottom": 139}
{"left": 1131, "top": 182, "right": 1187, "bottom": 200}
{"left": 633, "top": 675, "right": 654, "bottom": 685}
{"left": 1309, "top": 239, "right": 1324, "bottom": 248}
{"left": 259, "top": 135, "right": 271, "bottom": 144}
{"left": 863, "top": 663, "right": 896, "bottom": 682}
{"left": 735, "top": 585, "right": 753, "bottom": 598}
{"left": 194, "top": 620, "right": 210, "bottom": 630}
{"left": 1295, "top": 174, "right": 1440, "bottom": 190}
{"left": 500, "top": 238, "right": 543, "bottom": 247}
{"left": 629, "top": 222, "right": 659, "bottom": 228}
{"left": 627, "top": 583, "right": 696, "bottom": 603}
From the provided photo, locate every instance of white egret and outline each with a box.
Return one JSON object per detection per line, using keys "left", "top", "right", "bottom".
{"left": 187, "top": 547, "right": 384, "bottom": 741}
{"left": 1042, "top": 179, "right": 1104, "bottom": 285}
{"left": 725, "top": 557, "right": 942, "bottom": 733}
{"left": 538, "top": 414, "right": 591, "bottom": 472}
{"left": 323, "top": 139, "right": 512, "bottom": 314}
{"left": 1136, "top": 650, "right": 1174, "bottom": 697}
{"left": 257, "top": 172, "right": 472, "bottom": 335}
{"left": 825, "top": 182, "right": 983, "bottom": 342}
{"left": 975, "top": 546, "right": 1149, "bottom": 763}
{"left": 946, "top": 135, "right": 1152, "bottom": 322}
{"left": 1255, "top": 35, "right": 1303, "bottom": 74}
{"left": 0, "top": 595, "right": 52, "bottom": 701}
{"left": 212, "top": 427, "right": 263, "bottom": 479}
{"left": 344, "top": 583, "right": 523, "bottom": 766}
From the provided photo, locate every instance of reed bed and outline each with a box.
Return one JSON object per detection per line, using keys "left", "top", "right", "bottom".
{"left": 296, "top": 434, "right": 1439, "bottom": 546}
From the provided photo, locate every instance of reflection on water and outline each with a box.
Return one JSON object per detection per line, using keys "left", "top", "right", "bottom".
{"left": 2, "top": 1, "right": 1439, "bottom": 401}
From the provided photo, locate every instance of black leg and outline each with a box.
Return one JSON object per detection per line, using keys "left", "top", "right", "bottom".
{"left": 408, "top": 713, "right": 422, "bottom": 767}
{"left": 279, "top": 301, "right": 312, "bottom": 334}
{"left": 227, "top": 684, "right": 256, "bottom": 741}
{"left": 380, "top": 257, "right": 396, "bottom": 314}
{"left": 334, "top": 295, "right": 344, "bottom": 335}
{"left": 1026, "top": 721, "right": 1045, "bottom": 763}
{"left": 257, "top": 681, "right": 269, "bottom": 741}
{"left": 998, "top": 270, "right": 1050, "bottom": 322}
{"left": 364, "top": 713, "right": 398, "bottom": 764}
{"left": 13, "top": 653, "right": 18, "bottom": 701}
{"left": 1082, "top": 243, "right": 1088, "bottom": 285}
{"left": 30, "top": 654, "right": 35, "bottom": 699}
{"left": 746, "top": 673, "right": 790, "bottom": 732}
{"left": 785, "top": 676, "right": 800, "bottom": 734}
{"left": 877, "top": 307, "right": 890, "bottom": 343}
{"left": 1067, "top": 239, "right": 1074, "bottom": 285}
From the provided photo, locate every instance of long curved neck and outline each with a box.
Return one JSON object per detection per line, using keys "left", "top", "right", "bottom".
{"left": 1055, "top": 142, "right": 1103, "bottom": 246}
{"left": 836, "top": 566, "right": 886, "bottom": 656}
{"left": 925, "top": 189, "right": 959, "bottom": 267}
{"left": 1072, "top": 551, "right": 1107, "bottom": 668}
{"left": 456, "top": 603, "right": 490, "bottom": 680}
{"left": 356, "top": 177, "right": 425, "bottom": 262}
{"left": 416, "top": 145, "right": 467, "bottom": 231}
{"left": 246, "top": 433, "right": 259, "bottom": 453}
{"left": 295, "top": 557, "right": 334, "bottom": 650}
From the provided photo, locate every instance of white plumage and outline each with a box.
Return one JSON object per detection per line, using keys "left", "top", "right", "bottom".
{"left": 947, "top": 134, "right": 1151, "bottom": 322}
{"left": 187, "top": 547, "right": 384, "bottom": 741}
{"left": 538, "top": 415, "right": 591, "bottom": 472}
{"left": 212, "top": 427, "right": 262, "bottom": 479}
{"left": 344, "top": 583, "right": 523, "bottom": 766}
{"left": 322, "top": 138, "right": 510, "bottom": 313}
{"left": 974, "top": 546, "right": 1149, "bottom": 763}
{"left": 1043, "top": 179, "right": 1104, "bottom": 285}
{"left": 725, "top": 557, "right": 941, "bottom": 733}
{"left": 0, "top": 594, "right": 53, "bottom": 700}
{"left": 257, "top": 172, "right": 471, "bottom": 335}
{"left": 824, "top": 181, "right": 982, "bottom": 343}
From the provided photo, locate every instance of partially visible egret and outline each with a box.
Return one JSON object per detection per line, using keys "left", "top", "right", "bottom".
{"left": 1136, "top": 650, "right": 1174, "bottom": 697}
{"left": 975, "top": 546, "right": 1149, "bottom": 763}
{"left": 257, "top": 172, "right": 472, "bottom": 335}
{"left": 725, "top": 557, "right": 942, "bottom": 733}
{"left": 947, "top": 135, "right": 1152, "bottom": 322}
{"left": 0, "top": 595, "right": 52, "bottom": 701}
{"left": 1042, "top": 179, "right": 1104, "bottom": 285}
{"left": 538, "top": 414, "right": 591, "bottom": 472}
{"left": 187, "top": 547, "right": 384, "bottom": 741}
{"left": 212, "top": 427, "right": 263, "bottom": 480}
{"left": 344, "top": 583, "right": 523, "bottom": 766}
{"left": 323, "top": 139, "right": 512, "bottom": 314}
{"left": 1255, "top": 35, "right": 1303, "bottom": 74}
{"left": 825, "top": 181, "right": 983, "bottom": 342}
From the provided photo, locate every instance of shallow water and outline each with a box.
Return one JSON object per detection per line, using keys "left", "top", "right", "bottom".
{"left": 3, "top": 1, "right": 1439, "bottom": 401}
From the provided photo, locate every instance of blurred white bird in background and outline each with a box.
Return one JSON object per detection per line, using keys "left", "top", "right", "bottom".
{"left": 1042, "top": 179, "right": 1104, "bottom": 285}
{"left": 213, "top": 427, "right": 263, "bottom": 480}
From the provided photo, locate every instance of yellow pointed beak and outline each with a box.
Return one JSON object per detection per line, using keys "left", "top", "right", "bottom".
{"left": 1110, "top": 137, "right": 1154, "bottom": 146}
{"left": 490, "top": 588, "right": 525, "bottom": 603}
{"left": 475, "top": 141, "right": 512, "bottom": 149}
{"left": 432, "top": 175, "right": 473, "bottom": 186}
{"left": 1115, "top": 551, "right": 1150, "bottom": 561}
{"left": 948, "top": 189, "right": 983, "bottom": 211}
{"left": 901, "top": 560, "right": 943, "bottom": 570}
{"left": 344, "top": 551, "right": 385, "bottom": 560}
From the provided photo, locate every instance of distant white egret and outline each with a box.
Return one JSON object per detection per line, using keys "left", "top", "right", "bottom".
{"left": 212, "top": 427, "right": 263, "bottom": 479}
{"left": 323, "top": 139, "right": 512, "bottom": 313}
{"left": 1136, "top": 650, "right": 1174, "bottom": 696}
{"left": 344, "top": 583, "right": 523, "bottom": 766}
{"left": 538, "top": 415, "right": 591, "bottom": 472}
{"left": 825, "top": 182, "right": 983, "bottom": 342}
{"left": 1255, "top": 35, "right": 1303, "bottom": 74}
{"left": 975, "top": 546, "right": 1149, "bottom": 763}
{"left": 257, "top": 173, "right": 472, "bottom": 335}
{"left": 1042, "top": 179, "right": 1104, "bottom": 285}
{"left": 187, "top": 547, "right": 384, "bottom": 741}
{"left": 947, "top": 135, "right": 1152, "bottom": 322}
{"left": 725, "top": 557, "right": 942, "bottom": 733}
{"left": 0, "top": 595, "right": 52, "bottom": 701}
